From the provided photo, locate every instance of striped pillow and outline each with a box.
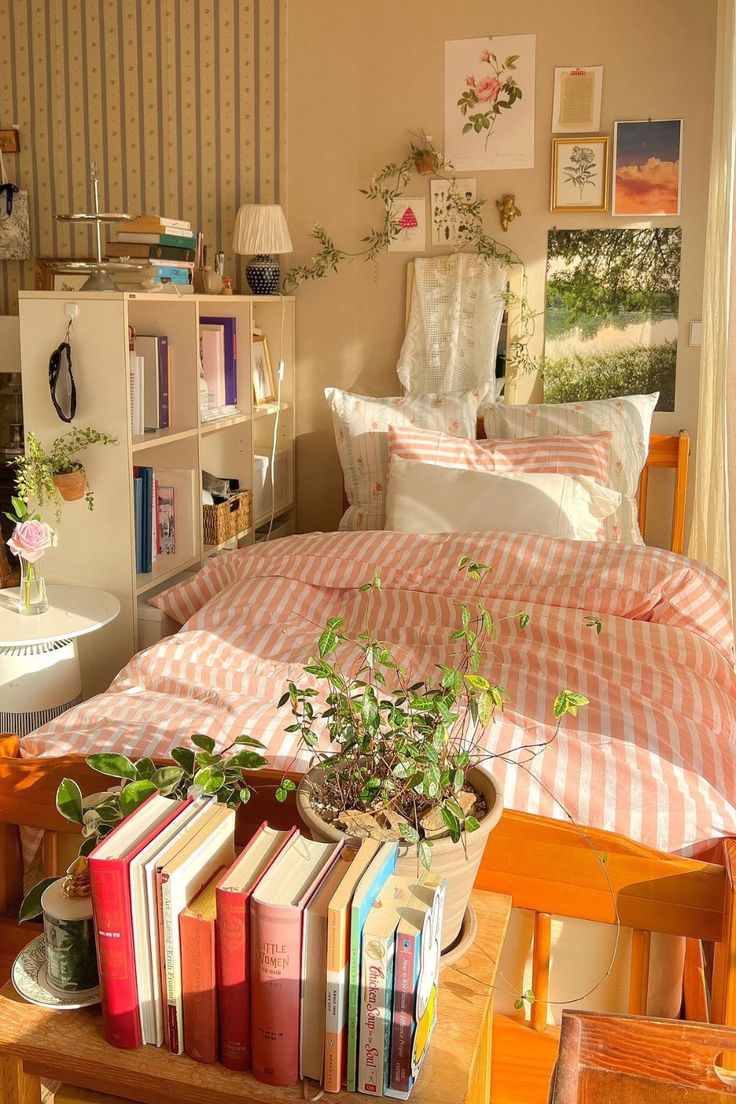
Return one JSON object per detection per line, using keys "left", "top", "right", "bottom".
{"left": 388, "top": 425, "right": 612, "bottom": 483}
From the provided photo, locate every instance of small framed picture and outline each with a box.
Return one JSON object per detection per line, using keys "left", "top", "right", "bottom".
{"left": 251, "top": 333, "right": 276, "bottom": 405}
{"left": 550, "top": 136, "right": 610, "bottom": 213}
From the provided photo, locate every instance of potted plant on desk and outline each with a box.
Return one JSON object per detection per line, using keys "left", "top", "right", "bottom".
{"left": 13, "top": 427, "right": 117, "bottom": 524}
{"left": 278, "top": 558, "right": 590, "bottom": 951}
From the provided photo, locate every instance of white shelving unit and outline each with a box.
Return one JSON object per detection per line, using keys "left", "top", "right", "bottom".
{"left": 17, "top": 291, "right": 295, "bottom": 695}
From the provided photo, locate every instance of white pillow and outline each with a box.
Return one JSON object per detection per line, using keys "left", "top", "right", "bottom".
{"left": 481, "top": 394, "right": 658, "bottom": 544}
{"left": 325, "top": 387, "right": 480, "bottom": 530}
{"left": 385, "top": 456, "right": 621, "bottom": 541}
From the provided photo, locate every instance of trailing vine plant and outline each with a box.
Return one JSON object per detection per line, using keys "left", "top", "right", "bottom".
{"left": 281, "top": 136, "right": 538, "bottom": 377}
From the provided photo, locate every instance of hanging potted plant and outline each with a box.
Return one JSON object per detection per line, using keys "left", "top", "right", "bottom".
{"left": 277, "top": 558, "right": 589, "bottom": 951}
{"left": 13, "top": 427, "right": 117, "bottom": 523}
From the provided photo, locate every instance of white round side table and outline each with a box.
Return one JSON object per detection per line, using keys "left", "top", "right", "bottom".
{"left": 0, "top": 585, "right": 120, "bottom": 737}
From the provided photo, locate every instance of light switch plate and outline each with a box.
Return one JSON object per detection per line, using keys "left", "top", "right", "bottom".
{"left": 689, "top": 321, "right": 703, "bottom": 347}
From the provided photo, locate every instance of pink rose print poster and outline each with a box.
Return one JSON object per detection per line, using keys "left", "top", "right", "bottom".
{"left": 444, "top": 35, "right": 535, "bottom": 171}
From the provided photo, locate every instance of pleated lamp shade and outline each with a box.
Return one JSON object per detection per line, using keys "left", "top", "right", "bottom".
{"left": 232, "top": 204, "right": 293, "bottom": 256}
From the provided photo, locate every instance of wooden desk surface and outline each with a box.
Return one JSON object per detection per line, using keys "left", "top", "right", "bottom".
{"left": 0, "top": 890, "right": 511, "bottom": 1104}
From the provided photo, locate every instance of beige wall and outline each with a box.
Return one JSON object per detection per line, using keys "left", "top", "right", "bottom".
{"left": 287, "top": 0, "right": 716, "bottom": 544}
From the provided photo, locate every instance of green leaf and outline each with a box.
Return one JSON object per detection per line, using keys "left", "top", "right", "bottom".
{"left": 553, "top": 689, "right": 591, "bottom": 719}
{"left": 86, "top": 753, "right": 137, "bottom": 781}
{"left": 440, "top": 806, "right": 461, "bottom": 843}
{"left": 19, "top": 877, "right": 58, "bottom": 923}
{"left": 78, "top": 836, "right": 97, "bottom": 857}
{"left": 277, "top": 692, "right": 290, "bottom": 708}
{"left": 119, "top": 779, "right": 157, "bottom": 818}
{"left": 275, "top": 785, "right": 289, "bottom": 802}
{"left": 318, "top": 629, "right": 338, "bottom": 658}
{"left": 227, "top": 750, "right": 269, "bottom": 771}
{"left": 191, "top": 733, "right": 216, "bottom": 753}
{"left": 154, "top": 766, "right": 184, "bottom": 794}
{"left": 281, "top": 778, "right": 297, "bottom": 792}
{"left": 234, "top": 735, "right": 266, "bottom": 748}
{"left": 193, "top": 767, "right": 225, "bottom": 794}
{"left": 465, "top": 815, "right": 481, "bottom": 833}
{"left": 514, "top": 997, "right": 524, "bottom": 1010}
{"left": 398, "top": 822, "right": 420, "bottom": 844}
{"left": 135, "top": 757, "right": 156, "bottom": 781}
{"left": 239, "top": 787, "right": 252, "bottom": 805}
{"left": 418, "top": 839, "right": 433, "bottom": 870}
{"left": 518, "top": 611, "right": 530, "bottom": 630}
{"left": 171, "top": 746, "right": 196, "bottom": 775}
{"left": 56, "top": 778, "right": 83, "bottom": 824}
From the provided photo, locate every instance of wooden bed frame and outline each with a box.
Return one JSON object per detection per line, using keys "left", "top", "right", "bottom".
{"left": 0, "top": 426, "right": 711, "bottom": 1101}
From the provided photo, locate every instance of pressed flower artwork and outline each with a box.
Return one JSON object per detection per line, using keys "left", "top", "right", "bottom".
{"left": 551, "top": 137, "right": 609, "bottom": 212}
{"left": 445, "top": 35, "right": 535, "bottom": 171}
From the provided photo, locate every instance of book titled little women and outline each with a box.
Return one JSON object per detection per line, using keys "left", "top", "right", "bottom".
{"left": 250, "top": 835, "right": 341, "bottom": 1086}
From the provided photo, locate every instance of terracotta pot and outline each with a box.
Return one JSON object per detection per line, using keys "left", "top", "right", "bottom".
{"left": 53, "top": 467, "right": 86, "bottom": 501}
{"left": 296, "top": 765, "right": 503, "bottom": 950}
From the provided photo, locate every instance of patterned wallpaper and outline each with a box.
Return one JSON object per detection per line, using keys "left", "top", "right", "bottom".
{"left": 0, "top": 0, "right": 285, "bottom": 313}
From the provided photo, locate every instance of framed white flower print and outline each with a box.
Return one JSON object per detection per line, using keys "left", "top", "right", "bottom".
{"left": 550, "top": 136, "right": 610, "bottom": 213}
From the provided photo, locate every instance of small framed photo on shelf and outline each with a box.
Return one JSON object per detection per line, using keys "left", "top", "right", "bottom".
{"left": 251, "top": 333, "right": 276, "bottom": 405}
{"left": 35, "top": 258, "right": 95, "bottom": 291}
{"left": 550, "top": 136, "right": 609, "bottom": 213}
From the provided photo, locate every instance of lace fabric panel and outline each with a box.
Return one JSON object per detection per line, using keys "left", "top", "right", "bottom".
{"left": 397, "top": 253, "right": 507, "bottom": 400}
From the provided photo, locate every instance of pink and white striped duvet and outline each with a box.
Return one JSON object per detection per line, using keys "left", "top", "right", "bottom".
{"left": 23, "top": 530, "right": 736, "bottom": 855}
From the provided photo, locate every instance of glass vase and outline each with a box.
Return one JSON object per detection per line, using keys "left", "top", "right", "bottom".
{"left": 17, "top": 556, "right": 48, "bottom": 616}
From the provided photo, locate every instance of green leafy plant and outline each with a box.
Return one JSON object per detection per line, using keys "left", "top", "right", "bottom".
{"left": 277, "top": 557, "right": 590, "bottom": 870}
{"left": 13, "top": 427, "right": 118, "bottom": 523}
{"left": 18, "top": 734, "right": 269, "bottom": 922}
{"left": 281, "top": 136, "right": 538, "bottom": 376}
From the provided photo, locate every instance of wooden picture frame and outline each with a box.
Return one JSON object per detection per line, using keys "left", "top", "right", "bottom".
{"left": 35, "top": 258, "right": 95, "bottom": 291}
{"left": 550, "top": 136, "right": 610, "bottom": 213}
{"left": 251, "top": 333, "right": 276, "bottom": 405}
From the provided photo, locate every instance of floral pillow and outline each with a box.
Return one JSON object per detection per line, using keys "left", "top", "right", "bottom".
{"left": 325, "top": 387, "right": 481, "bottom": 530}
{"left": 481, "top": 393, "right": 659, "bottom": 544}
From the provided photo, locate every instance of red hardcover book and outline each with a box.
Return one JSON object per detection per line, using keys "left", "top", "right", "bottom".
{"left": 180, "top": 868, "right": 223, "bottom": 1063}
{"left": 216, "top": 823, "right": 297, "bottom": 1071}
{"left": 250, "top": 835, "right": 341, "bottom": 1086}
{"left": 88, "top": 795, "right": 185, "bottom": 1049}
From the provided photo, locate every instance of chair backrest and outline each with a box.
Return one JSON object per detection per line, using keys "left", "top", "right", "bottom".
{"left": 638, "top": 430, "right": 690, "bottom": 554}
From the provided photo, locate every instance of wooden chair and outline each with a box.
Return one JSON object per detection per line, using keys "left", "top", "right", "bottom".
{"left": 551, "top": 1010, "right": 736, "bottom": 1101}
{"left": 638, "top": 430, "right": 690, "bottom": 554}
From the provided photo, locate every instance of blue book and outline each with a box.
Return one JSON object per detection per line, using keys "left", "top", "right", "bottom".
{"left": 153, "top": 266, "right": 192, "bottom": 282}
{"left": 200, "top": 316, "right": 237, "bottom": 405}
{"left": 133, "top": 475, "right": 144, "bottom": 574}
{"left": 134, "top": 466, "right": 153, "bottom": 573}
{"left": 346, "top": 841, "right": 398, "bottom": 1092}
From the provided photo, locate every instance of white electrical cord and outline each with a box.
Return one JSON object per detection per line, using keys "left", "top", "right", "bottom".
{"left": 264, "top": 293, "right": 287, "bottom": 542}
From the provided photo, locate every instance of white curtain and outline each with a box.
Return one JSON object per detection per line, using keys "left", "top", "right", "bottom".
{"left": 397, "top": 253, "right": 507, "bottom": 399}
{"left": 689, "top": 0, "right": 736, "bottom": 618}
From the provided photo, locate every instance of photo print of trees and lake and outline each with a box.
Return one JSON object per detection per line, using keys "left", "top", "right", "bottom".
{"left": 544, "top": 227, "right": 681, "bottom": 411}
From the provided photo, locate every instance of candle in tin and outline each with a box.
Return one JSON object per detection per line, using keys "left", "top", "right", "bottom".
{"left": 41, "top": 871, "right": 99, "bottom": 993}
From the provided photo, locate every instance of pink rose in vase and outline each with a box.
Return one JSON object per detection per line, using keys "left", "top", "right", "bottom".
{"left": 476, "top": 76, "right": 503, "bottom": 103}
{"left": 8, "top": 519, "right": 56, "bottom": 563}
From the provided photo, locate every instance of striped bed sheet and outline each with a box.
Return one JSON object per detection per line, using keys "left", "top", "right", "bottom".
{"left": 22, "top": 530, "right": 736, "bottom": 856}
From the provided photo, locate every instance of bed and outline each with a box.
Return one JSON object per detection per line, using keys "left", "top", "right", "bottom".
{"left": 2, "top": 430, "right": 736, "bottom": 1102}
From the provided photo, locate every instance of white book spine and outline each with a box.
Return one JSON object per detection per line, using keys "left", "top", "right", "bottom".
{"left": 358, "top": 932, "right": 395, "bottom": 1095}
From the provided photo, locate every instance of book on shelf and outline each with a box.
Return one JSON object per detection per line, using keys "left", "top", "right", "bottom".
{"left": 88, "top": 794, "right": 188, "bottom": 1049}
{"left": 200, "top": 325, "right": 227, "bottom": 410}
{"left": 200, "top": 404, "right": 240, "bottom": 423}
{"left": 132, "top": 467, "right": 153, "bottom": 573}
{"left": 117, "top": 215, "right": 192, "bottom": 233}
{"left": 323, "top": 838, "right": 381, "bottom": 1092}
{"left": 157, "top": 485, "right": 175, "bottom": 556}
{"left": 107, "top": 241, "right": 196, "bottom": 261}
{"left": 115, "top": 231, "right": 197, "bottom": 248}
{"left": 115, "top": 268, "right": 192, "bottom": 287}
{"left": 387, "top": 875, "right": 446, "bottom": 1100}
{"left": 156, "top": 801, "right": 236, "bottom": 1055}
{"left": 200, "top": 316, "right": 238, "bottom": 406}
{"left": 347, "top": 842, "right": 398, "bottom": 1091}
{"left": 133, "top": 473, "right": 144, "bottom": 574}
{"left": 250, "top": 834, "right": 342, "bottom": 1086}
{"left": 300, "top": 842, "right": 359, "bottom": 1083}
{"left": 216, "top": 824, "right": 297, "bottom": 1071}
{"left": 128, "top": 798, "right": 210, "bottom": 1047}
{"left": 180, "top": 866, "right": 225, "bottom": 1064}
{"left": 129, "top": 351, "right": 145, "bottom": 437}
{"left": 136, "top": 334, "right": 170, "bottom": 432}
{"left": 357, "top": 876, "right": 415, "bottom": 1096}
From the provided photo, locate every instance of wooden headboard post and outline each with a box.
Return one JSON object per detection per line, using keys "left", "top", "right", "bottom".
{"left": 637, "top": 430, "right": 690, "bottom": 554}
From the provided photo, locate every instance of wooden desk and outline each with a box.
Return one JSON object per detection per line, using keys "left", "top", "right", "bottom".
{"left": 552, "top": 1010, "right": 736, "bottom": 1102}
{"left": 0, "top": 890, "right": 511, "bottom": 1104}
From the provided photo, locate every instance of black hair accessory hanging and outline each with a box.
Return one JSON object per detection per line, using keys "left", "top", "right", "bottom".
{"left": 48, "top": 317, "right": 77, "bottom": 423}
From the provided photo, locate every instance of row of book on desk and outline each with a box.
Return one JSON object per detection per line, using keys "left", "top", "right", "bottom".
{"left": 87, "top": 793, "right": 446, "bottom": 1095}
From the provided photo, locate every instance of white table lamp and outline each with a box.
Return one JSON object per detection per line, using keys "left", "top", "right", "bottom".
{"left": 232, "top": 203, "right": 293, "bottom": 294}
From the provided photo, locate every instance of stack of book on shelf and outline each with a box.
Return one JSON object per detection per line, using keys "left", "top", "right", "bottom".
{"left": 88, "top": 799, "right": 446, "bottom": 1098}
{"left": 199, "top": 315, "right": 240, "bottom": 422}
{"left": 108, "top": 215, "right": 197, "bottom": 292}
{"left": 133, "top": 466, "right": 192, "bottom": 574}
{"left": 129, "top": 332, "right": 170, "bottom": 436}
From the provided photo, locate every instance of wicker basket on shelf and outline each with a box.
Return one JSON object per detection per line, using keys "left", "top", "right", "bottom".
{"left": 202, "top": 490, "right": 252, "bottom": 546}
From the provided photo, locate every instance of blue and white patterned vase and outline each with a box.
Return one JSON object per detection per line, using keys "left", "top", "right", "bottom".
{"left": 246, "top": 254, "right": 281, "bottom": 295}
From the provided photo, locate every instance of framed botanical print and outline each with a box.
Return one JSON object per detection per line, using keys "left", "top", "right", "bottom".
{"left": 550, "top": 136, "right": 610, "bottom": 213}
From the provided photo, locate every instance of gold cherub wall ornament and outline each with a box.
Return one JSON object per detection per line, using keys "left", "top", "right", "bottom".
{"left": 496, "top": 194, "right": 521, "bottom": 232}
